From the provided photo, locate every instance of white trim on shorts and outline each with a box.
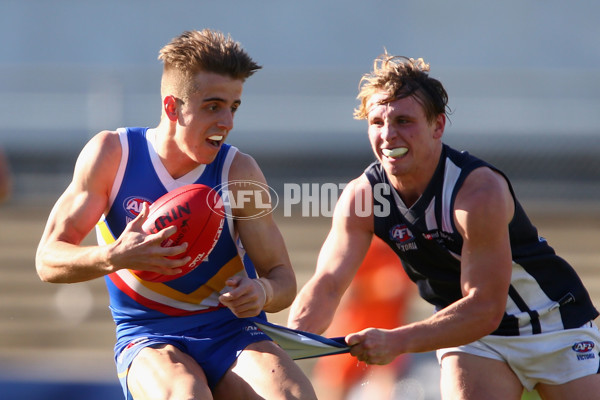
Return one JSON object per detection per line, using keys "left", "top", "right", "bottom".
{"left": 436, "top": 321, "right": 600, "bottom": 391}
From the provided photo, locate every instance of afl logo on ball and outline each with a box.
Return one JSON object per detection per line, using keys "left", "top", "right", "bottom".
{"left": 123, "top": 196, "right": 152, "bottom": 218}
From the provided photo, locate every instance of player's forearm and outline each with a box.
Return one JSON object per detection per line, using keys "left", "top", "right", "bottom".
{"left": 393, "top": 296, "right": 502, "bottom": 354}
{"left": 36, "top": 241, "right": 114, "bottom": 283}
{"left": 258, "top": 266, "right": 297, "bottom": 313}
{"left": 287, "top": 279, "right": 341, "bottom": 334}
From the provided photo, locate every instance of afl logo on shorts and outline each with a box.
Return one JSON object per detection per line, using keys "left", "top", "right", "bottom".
{"left": 123, "top": 196, "right": 152, "bottom": 218}
{"left": 572, "top": 341, "right": 595, "bottom": 353}
{"left": 389, "top": 224, "right": 414, "bottom": 243}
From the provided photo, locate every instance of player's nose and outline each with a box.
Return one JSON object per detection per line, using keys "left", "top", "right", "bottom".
{"left": 217, "top": 110, "right": 234, "bottom": 131}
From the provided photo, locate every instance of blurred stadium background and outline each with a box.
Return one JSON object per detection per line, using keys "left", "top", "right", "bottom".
{"left": 0, "top": 1, "right": 598, "bottom": 399}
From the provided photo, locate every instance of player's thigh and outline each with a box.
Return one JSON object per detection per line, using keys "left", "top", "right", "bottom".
{"left": 536, "top": 373, "right": 600, "bottom": 400}
{"left": 440, "top": 352, "right": 523, "bottom": 400}
{"left": 213, "top": 340, "right": 317, "bottom": 400}
{"left": 128, "top": 344, "right": 212, "bottom": 400}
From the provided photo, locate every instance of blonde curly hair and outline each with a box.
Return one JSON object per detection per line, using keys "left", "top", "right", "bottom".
{"left": 354, "top": 53, "right": 449, "bottom": 123}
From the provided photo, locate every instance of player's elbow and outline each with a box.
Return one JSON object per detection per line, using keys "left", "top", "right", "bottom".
{"left": 35, "top": 251, "right": 59, "bottom": 283}
{"left": 36, "top": 264, "right": 55, "bottom": 283}
{"left": 475, "top": 300, "right": 505, "bottom": 336}
{"left": 482, "top": 311, "right": 504, "bottom": 336}
{"left": 36, "top": 263, "right": 54, "bottom": 283}
{"left": 464, "top": 289, "right": 505, "bottom": 337}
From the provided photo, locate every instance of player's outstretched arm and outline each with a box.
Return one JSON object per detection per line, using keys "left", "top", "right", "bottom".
{"left": 288, "top": 176, "right": 373, "bottom": 334}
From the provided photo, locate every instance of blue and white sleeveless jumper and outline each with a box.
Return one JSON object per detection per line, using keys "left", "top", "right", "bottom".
{"left": 95, "top": 127, "right": 260, "bottom": 341}
{"left": 364, "top": 144, "right": 598, "bottom": 336}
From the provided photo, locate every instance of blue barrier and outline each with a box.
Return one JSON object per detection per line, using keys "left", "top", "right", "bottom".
{"left": 0, "top": 380, "right": 123, "bottom": 400}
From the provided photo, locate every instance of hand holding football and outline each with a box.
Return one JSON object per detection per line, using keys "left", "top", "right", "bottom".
{"left": 134, "top": 184, "right": 224, "bottom": 282}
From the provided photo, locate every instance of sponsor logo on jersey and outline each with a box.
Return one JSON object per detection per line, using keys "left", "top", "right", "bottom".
{"left": 123, "top": 196, "right": 152, "bottom": 219}
{"left": 573, "top": 340, "right": 596, "bottom": 361}
{"left": 422, "top": 229, "right": 456, "bottom": 247}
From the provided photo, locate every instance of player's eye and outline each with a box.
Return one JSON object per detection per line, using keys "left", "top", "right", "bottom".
{"left": 369, "top": 118, "right": 383, "bottom": 127}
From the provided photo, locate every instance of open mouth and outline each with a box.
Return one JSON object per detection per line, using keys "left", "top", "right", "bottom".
{"left": 207, "top": 135, "right": 224, "bottom": 147}
{"left": 381, "top": 147, "right": 408, "bottom": 158}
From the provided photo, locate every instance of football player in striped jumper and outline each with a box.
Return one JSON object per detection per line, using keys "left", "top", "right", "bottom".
{"left": 36, "top": 29, "right": 316, "bottom": 400}
{"left": 289, "top": 54, "right": 600, "bottom": 400}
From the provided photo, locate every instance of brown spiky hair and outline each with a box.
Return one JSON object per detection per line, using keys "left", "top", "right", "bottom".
{"left": 158, "top": 29, "right": 262, "bottom": 99}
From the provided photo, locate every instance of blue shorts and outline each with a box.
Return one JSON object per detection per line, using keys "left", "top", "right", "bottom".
{"left": 115, "top": 317, "right": 271, "bottom": 400}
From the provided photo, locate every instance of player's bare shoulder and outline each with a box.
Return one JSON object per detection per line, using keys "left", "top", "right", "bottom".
{"left": 228, "top": 149, "right": 264, "bottom": 183}
{"left": 227, "top": 149, "right": 273, "bottom": 219}
{"left": 454, "top": 166, "right": 515, "bottom": 234}
{"left": 332, "top": 174, "right": 375, "bottom": 234}
{"left": 456, "top": 167, "right": 513, "bottom": 214}
{"left": 71, "top": 130, "right": 123, "bottom": 199}
{"left": 335, "top": 175, "right": 373, "bottom": 215}
{"left": 76, "top": 130, "right": 122, "bottom": 169}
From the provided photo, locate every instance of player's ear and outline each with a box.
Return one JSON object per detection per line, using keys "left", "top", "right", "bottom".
{"left": 163, "top": 95, "right": 179, "bottom": 122}
{"left": 432, "top": 113, "right": 445, "bottom": 139}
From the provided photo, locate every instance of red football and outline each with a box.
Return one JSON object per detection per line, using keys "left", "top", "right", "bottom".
{"left": 134, "top": 184, "right": 225, "bottom": 282}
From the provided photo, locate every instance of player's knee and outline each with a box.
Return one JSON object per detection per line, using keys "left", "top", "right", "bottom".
{"left": 129, "top": 372, "right": 211, "bottom": 400}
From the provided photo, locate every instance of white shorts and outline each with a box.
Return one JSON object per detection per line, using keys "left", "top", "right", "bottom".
{"left": 436, "top": 321, "right": 600, "bottom": 391}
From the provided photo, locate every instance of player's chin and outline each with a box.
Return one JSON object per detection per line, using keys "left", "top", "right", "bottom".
{"left": 381, "top": 159, "right": 408, "bottom": 177}
{"left": 195, "top": 150, "right": 220, "bottom": 165}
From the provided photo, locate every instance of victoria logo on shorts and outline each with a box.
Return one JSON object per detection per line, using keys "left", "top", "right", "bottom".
{"left": 572, "top": 341, "right": 596, "bottom": 361}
